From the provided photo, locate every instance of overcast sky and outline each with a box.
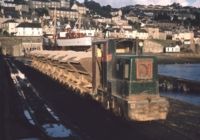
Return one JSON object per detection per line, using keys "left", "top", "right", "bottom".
{"left": 78, "top": 0, "right": 199, "bottom": 8}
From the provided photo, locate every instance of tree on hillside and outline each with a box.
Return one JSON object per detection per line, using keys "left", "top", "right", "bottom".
{"left": 170, "top": 3, "right": 181, "bottom": 9}
{"left": 14, "top": 0, "right": 24, "bottom": 3}
{"left": 3, "top": 31, "right": 9, "bottom": 36}
{"left": 190, "top": 11, "right": 200, "bottom": 27}
{"left": 84, "top": 0, "right": 88, "bottom": 4}
{"left": 85, "top": 1, "right": 112, "bottom": 18}
{"left": 35, "top": 8, "right": 49, "bottom": 17}
{"left": 128, "top": 21, "right": 141, "bottom": 30}
{"left": 70, "top": 0, "right": 75, "bottom": 7}
{"left": 154, "top": 13, "right": 171, "bottom": 21}
{"left": 183, "top": 18, "right": 192, "bottom": 28}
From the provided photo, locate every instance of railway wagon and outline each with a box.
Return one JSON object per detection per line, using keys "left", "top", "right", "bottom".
{"left": 29, "top": 39, "right": 169, "bottom": 121}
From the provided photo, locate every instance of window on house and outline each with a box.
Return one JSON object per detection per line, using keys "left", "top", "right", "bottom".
{"left": 23, "top": 28, "right": 25, "bottom": 35}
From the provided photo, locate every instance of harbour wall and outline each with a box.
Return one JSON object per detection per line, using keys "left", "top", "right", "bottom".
{"left": 0, "top": 37, "right": 42, "bottom": 57}
{"left": 159, "top": 75, "right": 200, "bottom": 93}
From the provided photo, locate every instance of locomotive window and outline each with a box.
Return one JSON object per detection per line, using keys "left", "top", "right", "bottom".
{"left": 116, "top": 46, "right": 130, "bottom": 53}
{"left": 124, "top": 64, "right": 129, "bottom": 79}
{"left": 116, "top": 41, "right": 136, "bottom": 54}
{"left": 116, "top": 63, "right": 119, "bottom": 71}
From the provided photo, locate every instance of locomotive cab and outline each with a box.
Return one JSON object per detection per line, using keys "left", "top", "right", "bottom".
{"left": 105, "top": 39, "right": 169, "bottom": 121}
{"left": 112, "top": 55, "right": 158, "bottom": 97}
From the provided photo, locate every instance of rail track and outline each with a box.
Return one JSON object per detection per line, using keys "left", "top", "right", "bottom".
{"left": 13, "top": 58, "right": 199, "bottom": 140}
{"left": 5, "top": 57, "right": 80, "bottom": 140}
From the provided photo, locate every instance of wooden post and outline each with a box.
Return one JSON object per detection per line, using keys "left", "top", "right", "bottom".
{"left": 92, "top": 43, "right": 97, "bottom": 94}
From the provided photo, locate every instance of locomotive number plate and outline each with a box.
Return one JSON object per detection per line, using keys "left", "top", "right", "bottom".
{"left": 136, "top": 59, "right": 153, "bottom": 80}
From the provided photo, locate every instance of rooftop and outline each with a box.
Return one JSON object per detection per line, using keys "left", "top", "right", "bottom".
{"left": 3, "top": 19, "right": 18, "bottom": 24}
{"left": 17, "top": 22, "right": 41, "bottom": 28}
{"left": 74, "top": 2, "right": 85, "bottom": 7}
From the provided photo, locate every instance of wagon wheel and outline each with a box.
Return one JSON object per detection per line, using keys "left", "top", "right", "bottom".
{"left": 112, "top": 99, "right": 122, "bottom": 117}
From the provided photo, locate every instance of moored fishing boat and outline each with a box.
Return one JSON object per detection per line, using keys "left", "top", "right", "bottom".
{"left": 56, "top": 22, "right": 93, "bottom": 47}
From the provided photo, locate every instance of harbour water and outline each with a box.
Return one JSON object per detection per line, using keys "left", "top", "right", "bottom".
{"left": 161, "top": 91, "right": 200, "bottom": 106}
{"left": 158, "top": 64, "right": 200, "bottom": 82}
{"left": 159, "top": 64, "right": 200, "bottom": 106}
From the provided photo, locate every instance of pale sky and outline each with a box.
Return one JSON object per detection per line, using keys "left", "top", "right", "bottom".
{"left": 78, "top": 0, "right": 200, "bottom": 8}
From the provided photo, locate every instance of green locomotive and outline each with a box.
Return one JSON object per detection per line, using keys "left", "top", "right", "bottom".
{"left": 30, "top": 39, "right": 169, "bottom": 121}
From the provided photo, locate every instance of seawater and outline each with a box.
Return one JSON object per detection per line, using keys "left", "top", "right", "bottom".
{"left": 158, "top": 64, "right": 200, "bottom": 106}
{"left": 161, "top": 92, "right": 200, "bottom": 106}
{"left": 158, "top": 64, "right": 200, "bottom": 82}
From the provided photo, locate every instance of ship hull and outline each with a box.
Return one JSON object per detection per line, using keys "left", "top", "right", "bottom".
{"left": 57, "top": 37, "right": 92, "bottom": 47}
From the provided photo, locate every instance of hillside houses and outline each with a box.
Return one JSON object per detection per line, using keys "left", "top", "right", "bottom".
{"left": 165, "top": 45, "right": 180, "bottom": 53}
{"left": 125, "top": 15, "right": 139, "bottom": 23}
{"left": 110, "top": 9, "right": 122, "bottom": 17}
{"left": 0, "top": 1, "right": 200, "bottom": 54}
{"left": 48, "top": 8, "right": 78, "bottom": 19}
{"left": 71, "top": 2, "right": 87, "bottom": 15}
{"left": 29, "top": 0, "right": 70, "bottom": 9}
{"left": 1, "top": 19, "right": 19, "bottom": 35}
{"left": 172, "top": 32, "right": 194, "bottom": 42}
{"left": 143, "top": 26, "right": 160, "bottom": 39}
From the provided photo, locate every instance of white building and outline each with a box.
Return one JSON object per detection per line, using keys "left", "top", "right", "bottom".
{"left": 123, "top": 30, "right": 149, "bottom": 40}
{"left": 0, "top": 0, "right": 3, "bottom": 6}
{"left": 110, "top": 9, "right": 122, "bottom": 17}
{"left": 93, "top": 17, "right": 112, "bottom": 24}
{"left": 79, "top": 29, "right": 96, "bottom": 37}
{"left": 125, "top": 15, "right": 139, "bottom": 22}
{"left": 16, "top": 22, "right": 42, "bottom": 36}
{"left": 60, "top": 0, "right": 70, "bottom": 8}
{"left": 2, "top": 0, "right": 15, "bottom": 7}
{"left": 136, "top": 31, "right": 149, "bottom": 40}
{"left": 165, "top": 45, "right": 180, "bottom": 53}
{"left": 1, "top": 19, "right": 19, "bottom": 35}
{"left": 15, "top": 2, "right": 29, "bottom": 12}
{"left": 48, "top": 8, "right": 79, "bottom": 19}
{"left": 71, "top": 2, "right": 87, "bottom": 15}
{"left": 29, "top": 0, "right": 70, "bottom": 9}
{"left": 173, "top": 32, "right": 194, "bottom": 41}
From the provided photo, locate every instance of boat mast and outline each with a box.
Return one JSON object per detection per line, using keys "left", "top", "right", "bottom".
{"left": 78, "top": 15, "right": 81, "bottom": 31}
{"left": 53, "top": 7, "right": 57, "bottom": 48}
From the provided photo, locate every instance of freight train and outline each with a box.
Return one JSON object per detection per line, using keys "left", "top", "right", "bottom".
{"left": 28, "top": 39, "right": 169, "bottom": 121}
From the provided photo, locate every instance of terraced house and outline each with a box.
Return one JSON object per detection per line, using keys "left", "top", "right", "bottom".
{"left": 71, "top": 1, "right": 87, "bottom": 15}
{"left": 48, "top": 8, "right": 78, "bottom": 19}
{"left": 1, "top": 19, "right": 19, "bottom": 35}
{"left": 29, "top": 0, "right": 70, "bottom": 9}
{"left": 16, "top": 22, "right": 42, "bottom": 36}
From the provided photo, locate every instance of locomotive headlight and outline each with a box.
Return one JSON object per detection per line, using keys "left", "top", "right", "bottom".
{"left": 139, "top": 41, "right": 143, "bottom": 47}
